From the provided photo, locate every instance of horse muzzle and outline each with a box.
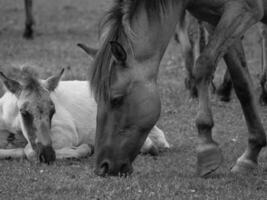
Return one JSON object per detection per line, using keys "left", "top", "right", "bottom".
{"left": 37, "top": 143, "right": 56, "bottom": 164}
{"left": 94, "top": 159, "right": 133, "bottom": 177}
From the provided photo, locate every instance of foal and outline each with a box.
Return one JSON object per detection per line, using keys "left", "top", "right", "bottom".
{"left": 0, "top": 66, "right": 169, "bottom": 163}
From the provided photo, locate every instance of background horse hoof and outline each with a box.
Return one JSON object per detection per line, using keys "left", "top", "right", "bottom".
{"left": 141, "top": 145, "right": 159, "bottom": 156}
{"left": 196, "top": 143, "right": 223, "bottom": 177}
{"left": 23, "top": 27, "right": 34, "bottom": 40}
{"left": 231, "top": 159, "right": 257, "bottom": 174}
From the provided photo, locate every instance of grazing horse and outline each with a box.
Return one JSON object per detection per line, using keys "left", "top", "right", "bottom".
{"left": 0, "top": 66, "right": 169, "bottom": 162}
{"left": 90, "top": 0, "right": 266, "bottom": 177}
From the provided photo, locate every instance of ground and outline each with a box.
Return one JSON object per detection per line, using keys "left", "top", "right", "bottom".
{"left": 0, "top": 0, "right": 267, "bottom": 199}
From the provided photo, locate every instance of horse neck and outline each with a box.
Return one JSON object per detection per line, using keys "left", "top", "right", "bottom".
{"left": 129, "top": 1, "right": 185, "bottom": 63}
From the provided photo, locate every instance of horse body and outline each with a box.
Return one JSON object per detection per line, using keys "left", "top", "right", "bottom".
{"left": 50, "top": 81, "right": 96, "bottom": 148}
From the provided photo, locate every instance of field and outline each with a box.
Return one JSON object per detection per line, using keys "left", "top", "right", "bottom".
{"left": 1, "top": 0, "right": 267, "bottom": 199}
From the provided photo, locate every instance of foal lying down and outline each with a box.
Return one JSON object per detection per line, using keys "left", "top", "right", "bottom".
{"left": 0, "top": 66, "right": 169, "bottom": 164}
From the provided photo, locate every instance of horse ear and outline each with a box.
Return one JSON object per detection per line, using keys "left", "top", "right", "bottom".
{"left": 110, "top": 41, "right": 127, "bottom": 62}
{"left": 77, "top": 43, "right": 98, "bottom": 58}
{"left": 0, "top": 72, "right": 22, "bottom": 95}
{"left": 43, "top": 68, "right": 64, "bottom": 91}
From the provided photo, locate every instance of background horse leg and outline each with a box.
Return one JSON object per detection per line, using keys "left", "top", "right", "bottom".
{"left": 216, "top": 69, "right": 233, "bottom": 102}
{"left": 259, "top": 24, "right": 267, "bottom": 105}
{"left": 23, "top": 0, "right": 34, "bottom": 39}
{"left": 176, "top": 13, "right": 198, "bottom": 98}
{"left": 203, "top": 22, "right": 233, "bottom": 101}
{"left": 192, "top": 1, "right": 264, "bottom": 177}
{"left": 223, "top": 40, "right": 266, "bottom": 173}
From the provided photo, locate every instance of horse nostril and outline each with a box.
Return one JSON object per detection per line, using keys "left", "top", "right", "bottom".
{"left": 95, "top": 161, "right": 110, "bottom": 177}
{"left": 38, "top": 145, "right": 56, "bottom": 164}
{"left": 119, "top": 163, "right": 133, "bottom": 177}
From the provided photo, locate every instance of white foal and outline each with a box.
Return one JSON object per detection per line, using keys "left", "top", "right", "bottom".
{"left": 0, "top": 66, "right": 169, "bottom": 163}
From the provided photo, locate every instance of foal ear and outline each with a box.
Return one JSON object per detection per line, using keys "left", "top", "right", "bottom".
{"left": 0, "top": 72, "right": 22, "bottom": 95}
{"left": 43, "top": 68, "right": 64, "bottom": 91}
{"left": 110, "top": 41, "right": 127, "bottom": 62}
{"left": 77, "top": 43, "right": 98, "bottom": 58}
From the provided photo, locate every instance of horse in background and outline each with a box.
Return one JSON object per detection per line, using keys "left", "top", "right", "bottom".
{"left": 90, "top": 0, "right": 266, "bottom": 177}
{"left": 0, "top": 65, "right": 169, "bottom": 163}
{"left": 23, "top": 0, "right": 34, "bottom": 39}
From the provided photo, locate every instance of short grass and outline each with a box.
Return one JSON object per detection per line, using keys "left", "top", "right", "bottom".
{"left": 0, "top": 0, "right": 267, "bottom": 199}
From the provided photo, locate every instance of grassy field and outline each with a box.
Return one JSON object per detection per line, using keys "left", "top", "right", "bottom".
{"left": 1, "top": 0, "right": 267, "bottom": 199}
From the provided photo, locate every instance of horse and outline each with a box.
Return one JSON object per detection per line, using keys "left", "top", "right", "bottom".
{"left": 89, "top": 0, "right": 267, "bottom": 177}
{"left": 0, "top": 65, "right": 170, "bottom": 163}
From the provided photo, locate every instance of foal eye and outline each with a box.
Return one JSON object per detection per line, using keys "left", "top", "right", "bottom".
{"left": 110, "top": 96, "right": 124, "bottom": 107}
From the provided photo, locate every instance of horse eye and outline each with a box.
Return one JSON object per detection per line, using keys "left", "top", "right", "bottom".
{"left": 110, "top": 96, "right": 124, "bottom": 107}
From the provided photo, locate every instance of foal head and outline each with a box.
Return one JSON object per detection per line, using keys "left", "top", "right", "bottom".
{"left": 0, "top": 66, "right": 64, "bottom": 164}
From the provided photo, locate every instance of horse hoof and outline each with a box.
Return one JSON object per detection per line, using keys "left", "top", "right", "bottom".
{"left": 231, "top": 159, "right": 257, "bottom": 174}
{"left": 196, "top": 143, "right": 223, "bottom": 177}
{"left": 148, "top": 145, "right": 159, "bottom": 156}
{"left": 23, "top": 28, "right": 34, "bottom": 40}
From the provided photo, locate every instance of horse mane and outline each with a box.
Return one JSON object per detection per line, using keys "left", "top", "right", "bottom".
{"left": 90, "top": 0, "right": 176, "bottom": 102}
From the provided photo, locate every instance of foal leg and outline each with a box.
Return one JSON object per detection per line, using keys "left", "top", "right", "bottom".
{"left": 224, "top": 40, "right": 266, "bottom": 173}
{"left": 217, "top": 69, "right": 233, "bottom": 102}
{"left": 192, "top": 1, "right": 264, "bottom": 176}
{"left": 55, "top": 144, "right": 94, "bottom": 159}
{"left": 148, "top": 126, "right": 170, "bottom": 149}
{"left": 140, "top": 137, "right": 159, "bottom": 156}
{"left": 0, "top": 148, "right": 25, "bottom": 159}
{"left": 23, "top": 0, "right": 34, "bottom": 39}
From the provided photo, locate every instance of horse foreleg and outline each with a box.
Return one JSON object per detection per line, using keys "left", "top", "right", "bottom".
{"left": 259, "top": 24, "right": 267, "bottom": 105}
{"left": 224, "top": 40, "right": 266, "bottom": 173}
{"left": 23, "top": 0, "right": 34, "bottom": 39}
{"left": 55, "top": 144, "right": 93, "bottom": 159}
{"left": 192, "top": 1, "right": 263, "bottom": 177}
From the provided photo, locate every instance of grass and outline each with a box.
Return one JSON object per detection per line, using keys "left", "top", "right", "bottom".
{"left": 1, "top": 0, "right": 267, "bottom": 199}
